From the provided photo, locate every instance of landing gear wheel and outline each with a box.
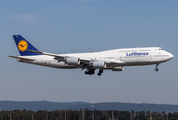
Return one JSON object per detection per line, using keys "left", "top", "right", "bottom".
{"left": 97, "top": 69, "right": 103, "bottom": 76}
{"left": 85, "top": 69, "right": 95, "bottom": 75}
{"left": 99, "top": 69, "right": 103, "bottom": 73}
{"left": 98, "top": 73, "right": 101, "bottom": 76}
{"left": 155, "top": 68, "right": 159, "bottom": 71}
{"left": 155, "top": 63, "right": 159, "bottom": 72}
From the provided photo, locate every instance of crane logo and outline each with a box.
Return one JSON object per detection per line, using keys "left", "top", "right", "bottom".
{"left": 18, "top": 40, "right": 28, "bottom": 52}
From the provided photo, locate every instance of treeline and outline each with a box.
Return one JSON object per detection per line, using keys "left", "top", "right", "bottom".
{"left": 0, "top": 108, "right": 178, "bottom": 120}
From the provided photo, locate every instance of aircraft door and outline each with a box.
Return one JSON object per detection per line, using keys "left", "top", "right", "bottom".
{"left": 119, "top": 53, "right": 124, "bottom": 61}
{"left": 149, "top": 50, "right": 152, "bottom": 59}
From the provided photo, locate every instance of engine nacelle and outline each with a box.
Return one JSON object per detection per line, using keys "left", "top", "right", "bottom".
{"left": 92, "top": 61, "right": 106, "bottom": 68}
{"left": 112, "top": 66, "right": 124, "bottom": 71}
{"left": 65, "top": 57, "right": 80, "bottom": 65}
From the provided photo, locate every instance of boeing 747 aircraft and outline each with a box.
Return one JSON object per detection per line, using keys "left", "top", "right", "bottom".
{"left": 8, "top": 35, "right": 174, "bottom": 76}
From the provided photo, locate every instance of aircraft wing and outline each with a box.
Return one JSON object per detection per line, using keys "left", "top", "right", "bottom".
{"left": 27, "top": 50, "right": 91, "bottom": 62}
{"left": 27, "top": 50, "right": 125, "bottom": 67}
{"left": 105, "top": 60, "right": 126, "bottom": 67}
{"left": 108, "top": 60, "right": 125, "bottom": 64}
{"left": 8, "top": 55, "right": 35, "bottom": 61}
{"left": 27, "top": 49, "right": 60, "bottom": 57}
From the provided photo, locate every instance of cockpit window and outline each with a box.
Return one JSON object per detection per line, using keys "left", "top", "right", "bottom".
{"left": 158, "top": 48, "right": 163, "bottom": 50}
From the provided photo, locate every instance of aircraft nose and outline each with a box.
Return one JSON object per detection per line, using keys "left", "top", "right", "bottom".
{"left": 169, "top": 53, "right": 174, "bottom": 59}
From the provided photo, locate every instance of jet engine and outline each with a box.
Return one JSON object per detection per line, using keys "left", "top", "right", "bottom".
{"left": 65, "top": 57, "right": 80, "bottom": 65}
{"left": 112, "top": 66, "right": 124, "bottom": 71}
{"left": 92, "top": 61, "right": 106, "bottom": 68}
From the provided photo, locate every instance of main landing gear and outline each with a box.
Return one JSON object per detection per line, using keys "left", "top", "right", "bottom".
{"left": 155, "top": 63, "right": 159, "bottom": 71}
{"left": 85, "top": 68, "right": 95, "bottom": 75}
{"left": 97, "top": 69, "right": 103, "bottom": 76}
{"left": 84, "top": 69, "right": 104, "bottom": 76}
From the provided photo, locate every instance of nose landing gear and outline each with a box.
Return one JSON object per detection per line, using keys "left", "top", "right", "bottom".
{"left": 155, "top": 63, "right": 159, "bottom": 71}
{"left": 155, "top": 68, "right": 159, "bottom": 71}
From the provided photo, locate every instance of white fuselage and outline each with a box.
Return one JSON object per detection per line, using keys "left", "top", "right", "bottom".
{"left": 18, "top": 47, "right": 173, "bottom": 69}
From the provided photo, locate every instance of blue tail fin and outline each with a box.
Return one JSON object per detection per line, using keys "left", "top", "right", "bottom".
{"left": 13, "top": 35, "right": 41, "bottom": 56}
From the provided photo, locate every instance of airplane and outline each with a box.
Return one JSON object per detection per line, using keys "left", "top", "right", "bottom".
{"left": 8, "top": 35, "right": 174, "bottom": 76}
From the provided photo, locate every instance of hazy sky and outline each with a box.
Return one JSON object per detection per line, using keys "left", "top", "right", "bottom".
{"left": 1, "top": 0, "right": 178, "bottom": 105}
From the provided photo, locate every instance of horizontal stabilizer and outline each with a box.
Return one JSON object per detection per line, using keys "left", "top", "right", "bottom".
{"left": 8, "top": 55, "right": 35, "bottom": 61}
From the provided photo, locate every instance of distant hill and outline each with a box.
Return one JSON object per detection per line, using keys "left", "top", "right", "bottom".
{"left": 0, "top": 101, "right": 178, "bottom": 112}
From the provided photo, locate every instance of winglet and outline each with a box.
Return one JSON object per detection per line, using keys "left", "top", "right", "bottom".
{"left": 13, "top": 35, "right": 41, "bottom": 56}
